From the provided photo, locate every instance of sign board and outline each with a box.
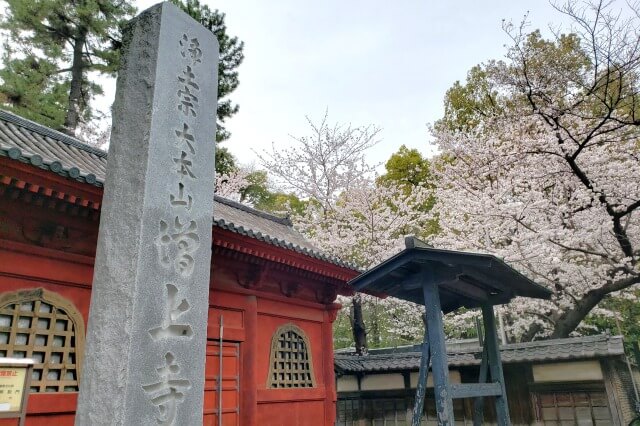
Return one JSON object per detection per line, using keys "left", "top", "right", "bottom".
{"left": 0, "top": 358, "right": 34, "bottom": 426}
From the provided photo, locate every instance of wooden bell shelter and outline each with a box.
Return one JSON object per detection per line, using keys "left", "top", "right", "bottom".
{"left": 348, "top": 236, "right": 552, "bottom": 425}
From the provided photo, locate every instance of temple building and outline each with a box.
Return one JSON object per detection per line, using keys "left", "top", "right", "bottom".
{"left": 0, "top": 110, "right": 359, "bottom": 425}
{"left": 2, "top": 109, "right": 639, "bottom": 426}
{"left": 335, "top": 334, "right": 640, "bottom": 425}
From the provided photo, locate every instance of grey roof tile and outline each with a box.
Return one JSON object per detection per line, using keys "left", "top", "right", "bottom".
{"left": 0, "top": 109, "right": 355, "bottom": 270}
{"left": 334, "top": 334, "right": 625, "bottom": 373}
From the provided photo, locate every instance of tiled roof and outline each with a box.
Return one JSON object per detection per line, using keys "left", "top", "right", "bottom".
{"left": 0, "top": 109, "right": 354, "bottom": 270}
{"left": 213, "top": 196, "right": 325, "bottom": 256}
{"left": 334, "top": 334, "right": 625, "bottom": 373}
{"left": 0, "top": 110, "right": 106, "bottom": 185}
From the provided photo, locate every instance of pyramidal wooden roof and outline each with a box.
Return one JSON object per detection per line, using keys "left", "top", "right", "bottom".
{"left": 349, "top": 236, "right": 551, "bottom": 313}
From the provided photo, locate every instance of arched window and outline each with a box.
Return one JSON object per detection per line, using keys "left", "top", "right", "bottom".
{"left": 267, "top": 323, "right": 315, "bottom": 388}
{"left": 0, "top": 288, "right": 85, "bottom": 393}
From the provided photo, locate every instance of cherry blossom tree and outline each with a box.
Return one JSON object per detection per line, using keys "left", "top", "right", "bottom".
{"left": 76, "top": 110, "right": 112, "bottom": 150}
{"left": 256, "top": 111, "right": 380, "bottom": 212}
{"left": 295, "top": 174, "right": 431, "bottom": 349}
{"left": 214, "top": 167, "right": 251, "bottom": 201}
{"left": 258, "top": 114, "right": 433, "bottom": 352}
{"left": 432, "top": 0, "right": 640, "bottom": 341}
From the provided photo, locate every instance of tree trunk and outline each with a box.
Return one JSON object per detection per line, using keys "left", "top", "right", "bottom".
{"left": 521, "top": 290, "right": 606, "bottom": 341}
{"left": 550, "top": 290, "right": 604, "bottom": 339}
{"left": 370, "top": 302, "right": 380, "bottom": 347}
{"left": 520, "top": 322, "right": 544, "bottom": 342}
{"left": 350, "top": 296, "right": 367, "bottom": 355}
{"left": 63, "top": 27, "right": 88, "bottom": 135}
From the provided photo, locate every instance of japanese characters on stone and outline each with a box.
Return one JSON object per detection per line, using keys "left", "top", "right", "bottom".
{"left": 75, "top": 4, "right": 217, "bottom": 425}
{"left": 141, "top": 353, "right": 191, "bottom": 426}
{"left": 146, "top": 33, "right": 204, "bottom": 425}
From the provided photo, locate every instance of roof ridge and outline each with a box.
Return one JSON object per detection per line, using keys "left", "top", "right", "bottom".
{"left": 0, "top": 109, "right": 360, "bottom": 271}
{"left": 335, "top": 334, "right": 618, "bottom": 357}
{"left": 0, "top": 109, "right": 108, "bottom": 158}
{"left": 334, "top": 334, "right": 625, "bottom": 373}
{"left": 501, "top": 334, "right": 610, "bottom": 350}
{"left": 0, "top": 110, "right": 298, "bottom": 229}
{"left": 213, "top": 195, "right": 293, "bottom": 226}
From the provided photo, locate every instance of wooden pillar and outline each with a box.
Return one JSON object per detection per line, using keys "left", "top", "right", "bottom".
{"left": 422, "top": 279, "right": 454, "bottom": 425}
{"left": 243, "top": 295, "right": 258, "bottom": 425}
{"left": 481, "top": 304, "right": 510, "bottom": 426}
{"left": 472, "top": 344, "right": 489, "bottom": 425}
{"left": 632, "top": 341, "right": 640, "bottom": 367}
{"left": 323, "top": 304, "right": 340, "bottom": 426}
{"left": 411, "top": 324, "right": 430, "bottom": 426}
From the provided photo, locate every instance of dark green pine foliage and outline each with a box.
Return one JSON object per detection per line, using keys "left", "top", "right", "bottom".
{"left": 0, "top": 0, "right": 136, "bottom": 134}
{"left": 0, "top": 54, "right": 69, "bottom": 129}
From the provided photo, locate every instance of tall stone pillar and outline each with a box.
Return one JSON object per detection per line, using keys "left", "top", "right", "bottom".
{"left": 76, "top": 3, "right": 218, "bottom": 425}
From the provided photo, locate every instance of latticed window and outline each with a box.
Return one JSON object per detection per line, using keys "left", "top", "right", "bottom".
{"left": 0, "top": 288, "right": 85, "bottom": 393}
{"left": 267, "top": 323, "right": 315, "bottom": 388}
{"left": 534, "top": 390, "right": 613, "bottom": 425}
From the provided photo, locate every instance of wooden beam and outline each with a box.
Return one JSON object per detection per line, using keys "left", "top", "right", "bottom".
{"left": 482, "top": 305, "right": 511, "bottom": 426}
{"left": 411, "top": 323, "right": 430, "bottom": 426}
{"left": 401, "top": 272, "right": 426, "bottom": 291}
{"left": 450, "top": 383, "right": 501, "bottom": 399}
{"left": 350, "top": 252, "right": 416, "bottom": 291}
{"left": 403, "top": 265, "right": 464, "bottom": 291}
{"left": 441, "top": 278, "right": 489, "bottom": 302}
{"left": 423, "top": 278, "right": 455, "bottom": 425}
{"left": 459, "top": 272, "right": 508, "bottom": 296}
{"left": 473, "top": 344, "right": 489, "bottom": 426}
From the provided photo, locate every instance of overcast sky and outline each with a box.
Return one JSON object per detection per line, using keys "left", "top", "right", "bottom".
{"left": 101, "top": 0, "right": 572, "bottom": 168}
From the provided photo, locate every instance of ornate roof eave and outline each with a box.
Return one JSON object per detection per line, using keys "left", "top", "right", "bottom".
{"left": 0, "top": 156, "right": 360, "bottom": 283}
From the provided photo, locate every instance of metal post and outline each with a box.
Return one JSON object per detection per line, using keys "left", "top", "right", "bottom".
{"left": 481, "top": 304, "right": 510, "bottom": 426}
{"left": 411, "top": 322, "right": 430, "bottom": 426}
{"left": 422, "top": 279, "right": 454, "bottom": 425}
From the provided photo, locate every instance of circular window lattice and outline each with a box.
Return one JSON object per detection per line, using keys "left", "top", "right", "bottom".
{"left": 267, "top": 324, "right": 315, "bottom": 388}
{"left": 0, "top": 289, "right": 84, "bottom": 393}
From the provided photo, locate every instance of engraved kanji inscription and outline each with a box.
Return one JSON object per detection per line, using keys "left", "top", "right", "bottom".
{"left": 179, "top": 34, "right": 202, "bottom": 64}
{"left": 179, "top": 66, "right": 199, "bottom": 91}
{"left": 170, "top": 182, "right": 193, "bottom": 210}
{"left": 177, "top": 64, "right": 200, "bottom": 117}
{"left": 142, "top": 352, "right": 191, "bottom": 426}
{"left": 156, "top": 217, "right": 200, "bottom": 276}
{"left": 173, "top": 151, "right": 196, "bottom": 179}
{"left": 177, "top": 86, "right": 198, "bottom": 117}
{"left": 149, "top": 283, "right": 193, "bottom": 340}
{"left": 175, "top": 123, "right": 195, "bottom": 154}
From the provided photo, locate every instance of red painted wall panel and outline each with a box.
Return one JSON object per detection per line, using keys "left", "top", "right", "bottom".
{"left": 0, "top": 164, "right": 355, "bottom": 425}
{"left": 257, "top": 400, "right": 326, "bottom": 426}
{"left": 0, "top": 245, "right": 342, "bottom": 425}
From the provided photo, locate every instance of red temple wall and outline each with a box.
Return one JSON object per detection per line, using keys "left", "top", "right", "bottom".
{"left": 0, "top": 193, "right": 348, "bottom": 425}
{"left": 0, "top": 241, "right": 90, "bottom": 425}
